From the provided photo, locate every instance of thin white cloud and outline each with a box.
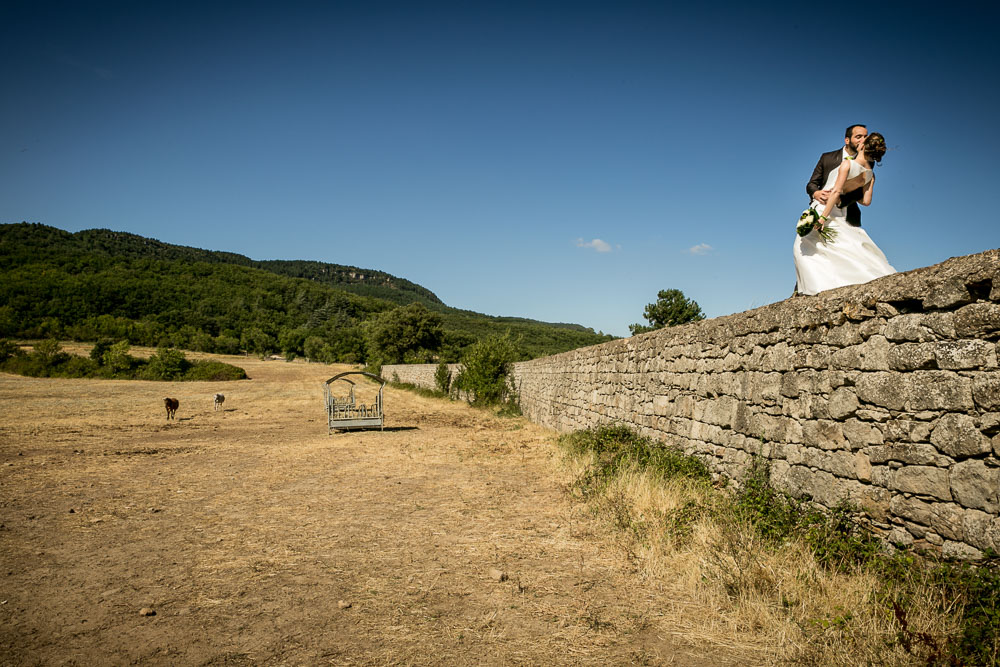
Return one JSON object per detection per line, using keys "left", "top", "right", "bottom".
{"left": 576, "top": 238, "right": 613, "bottom": 253}
{"left": 686, "top": 243, "right": 713, "bottom": 255}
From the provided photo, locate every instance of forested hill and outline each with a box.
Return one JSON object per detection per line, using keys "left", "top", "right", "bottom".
{"left": 0, "top": 222, "right": 613, "bottom": 362}
{"left": 2, "top": 223, "right": 442, "bottom": 307}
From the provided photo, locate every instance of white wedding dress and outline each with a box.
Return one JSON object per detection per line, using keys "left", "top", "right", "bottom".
{"left": 793, "top": 159, "right": 896, "bottom": 295}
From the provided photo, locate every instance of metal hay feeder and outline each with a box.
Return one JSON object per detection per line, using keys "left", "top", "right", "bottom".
{"left": 324, "top": 371, "right": 385, "bottom": 433}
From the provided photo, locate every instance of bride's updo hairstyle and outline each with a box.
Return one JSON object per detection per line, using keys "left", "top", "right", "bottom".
{"left": 864, "top": 133, "right": 887, "bottom": 164}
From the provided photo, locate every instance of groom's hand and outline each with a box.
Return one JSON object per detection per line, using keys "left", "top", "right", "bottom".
{"left": 814, "top": 189, "right": 830, "bottom": 204}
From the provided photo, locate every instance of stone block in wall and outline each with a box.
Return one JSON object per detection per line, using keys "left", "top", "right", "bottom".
{"left": 722, "top": 352, "right": 741, "bottom": 372}
{"left": 950, "top": 460, "right": 999, "bottom": 513}
{"left": 828, "top": 387, "right": 860, "bottom": 419}
{"left": 871, "top": 465, "right": 892, "bottom": 488}
{"left": 883, "top": 419, "right": 934, "bottom": 443}
{"left": 954, "top": 302, "right": 1000, "bottom": 339}
{"left": 973, "top": 373, "right": 1000, "bottom": 411}
{"left": 703, "top": 395, "right": 737, "bottom": 426}
{"left": 779, "top": 373, "right": 801, "bottom": 398}
{"left": 888, "top": 343, "right": 937, "bottom": 371}
{"left": 833, "top": 336, "right": 890, "bottom": 371}
{"left": 803, "top": 420, "right": 848, "bottom": 450}
{"left": 751, "top": 413, "right": 803, "bottom": 444}
{"left": 930, "top": 413, "right": 992, "bottom": 458}
{"left": 864, "top": 443, "right": 951, "bottom": 467}
{"left": 885, "top": 314, "right": 938, "bottom": 342}
{"left": 803, "top": 469, "right": 861, "bottom": 507}
{"left": 892, "top": 465, "right": 952, "bottom": 501}
{"left": 925, "top": 531, "right": 945, "bottom": 546}
{"left": 652, "top": 394, "right": 673, "bottom": 416}
{"left": 961, "top": 509, "right": 1000, "bottom": 552}
{"left": 792, "top": 344, "right": 833, "bottom": 369}
{"left": 888, "top": 527, "right": 916, "bottom": 546}
{"left": 943, "top": 541, "right": 983, "bottom": 560}
{"left": 783, "top": 395, "right": 830, "bottom": 420}
{"left": 825, "top": 322, "right": 865, "bottom": 348}
{"left": 857, "top": 485, "right": 891, "bottom": 521}
{"left": 842, "top": 419, "right": 883, "bottom": 450}
{"left": 934, "top": 340, "right": 998, "bottom": 370}
{"left": 763, "top": 342, "right": 795, "bottom": 372}
{"left": 857, "top": 371, "right": 973, "bottom": 412}
{"left": 831, "top": 345, "right": 862, "bottom": 370}
{"left": 715, "top": 372, "right": 745, "bottom": 397}
{"left": 859, "top": 318, "right": 887, "bottom": 339}
{"left": 860, "top": 335, "right": 891, "bottom": 370}
{"left": 907, "top": 372, "right": 975, "bottom": 411}
{"left": 876, "top": 302, "right": 900, "bottom": 318}
{"left": 890, "top": 496, "right": 965, "bottom": 541}
{"left": 922, "top": 276, "right": 976, "bottom": 309}
{"left": 857, "top": 408, "right": 891, "bottom": 422}
{"left": 856, "top": 372, "right": 907, "bottom": 410}
{"left": 855, "top": 451, "right": 873, "bottom": 482}
{"left": 747, "top": 372, "right": 782, "bottom": 404}
{"left": 801, "top": 448, "right": 861, "bottom": 479}
{"left": 925, "top": 312, "right": 958, "bottom": 338}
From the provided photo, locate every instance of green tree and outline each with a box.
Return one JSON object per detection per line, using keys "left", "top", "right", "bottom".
{"left": 241, "top": 327, "right": 276, "bottom": 358}
{"left": 629, "top": 289, "right": 705, "bottom": 335}
{"left": 454, "top": 333, "right": 518, "bottom": 407}
{"left": 364, "top": 303, "right": 443, "bottom": 366}
{"left": 0, "top": 338, "right": 19, "bottom": 362}
{"left": 303, "top": 336, "right": 328, "bottom": 362}
{"left": 90, "top": 338, "right": 115, "bottom": 363}
{"left": 434, "top": 360, "right": 452, "bottom": 394}
{"left": 33, "top": 338, "right": 64, "bottom": 362}
{"left": 103, "top": 340, "right": 133, "bottom": 373}
{"left": 278, "top": 328, "right": 307, "bottom": 359}
{"left": 143, "top": 347, "right": 188, "bottom": 380}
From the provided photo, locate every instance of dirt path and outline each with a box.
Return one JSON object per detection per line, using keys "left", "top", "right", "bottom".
{"left": 0, "top": 353, "right": 738, "bottom": 665}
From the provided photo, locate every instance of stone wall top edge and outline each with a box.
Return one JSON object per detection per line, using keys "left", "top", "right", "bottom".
{"left": 515, "top": 248, "right": 999, "bottom": 371}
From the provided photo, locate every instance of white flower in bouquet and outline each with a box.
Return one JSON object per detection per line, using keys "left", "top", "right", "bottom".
{"left": 796, "top": 207, "right": 837, "bottom": 243}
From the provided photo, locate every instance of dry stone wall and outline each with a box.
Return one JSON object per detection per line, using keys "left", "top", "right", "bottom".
{"left": 383, "top": 249, "right": 1000, "bottom": 557}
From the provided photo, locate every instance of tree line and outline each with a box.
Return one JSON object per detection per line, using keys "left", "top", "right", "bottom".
{"left": 0, "top": 223, "right": 614, "bottom": 364}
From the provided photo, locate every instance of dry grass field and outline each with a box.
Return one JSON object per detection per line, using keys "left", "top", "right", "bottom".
{"left": 0, "top": 348, "right": 746, "bottom": 666}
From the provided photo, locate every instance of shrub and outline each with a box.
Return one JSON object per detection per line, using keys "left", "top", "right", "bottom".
{"left": 561, "top": 424, "right": 711, "bottom": 497}
{"left": 33, "top": 338, "right": 65, "bottom": 363}
{"left": 434, "top": 361, "right": 452, "bottom": 394}
{"left": 0, "top": 338, "right": 19, "bottom": 362}
{"left": 102, "top": 340, "right": 134, "bottom": 373}
{"left": 454, "top": 333, "right": 518, "bottom": 407}
{"left": 89, "top": 338, "right": 115, "bottom": 363}
{"left": 183, "top": 360, "right": 248, "bottom": 381}
{"left": 213, "top": 335, "right": 242, "bottom": 355}
{"left": 142, "top": 347, "right": 189, "bottom": 380}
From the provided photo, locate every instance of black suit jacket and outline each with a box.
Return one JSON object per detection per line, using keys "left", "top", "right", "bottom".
{"left": 807, "top": 149, "right": 864, "bottom": 226}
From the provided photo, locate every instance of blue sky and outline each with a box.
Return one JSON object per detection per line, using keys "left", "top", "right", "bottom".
{"left": 2, "top": 1, "right": 998, "bottom": 337}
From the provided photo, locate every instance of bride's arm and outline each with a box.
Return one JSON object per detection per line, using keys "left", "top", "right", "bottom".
{"left": 860, "top": 176, "right": 875, "bottom": 206}
{"left": 820, "top": 160, "right": 852, "bottom": 219}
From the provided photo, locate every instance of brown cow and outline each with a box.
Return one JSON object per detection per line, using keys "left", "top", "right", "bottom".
{"left": 164, "top": 397, "right": 179, "bottom": 420}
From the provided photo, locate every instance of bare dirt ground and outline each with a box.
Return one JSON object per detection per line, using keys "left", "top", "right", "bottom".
{"left": 1, "top": 350, "right": 743, "bottom": 665}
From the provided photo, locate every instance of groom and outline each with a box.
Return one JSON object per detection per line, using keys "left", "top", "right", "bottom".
{"left": 807, "top": 124, "right": 868, "bottom": 226}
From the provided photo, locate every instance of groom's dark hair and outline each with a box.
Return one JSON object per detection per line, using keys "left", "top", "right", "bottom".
{"left": 845, "top": 124, "right": 866, "bottom": 138}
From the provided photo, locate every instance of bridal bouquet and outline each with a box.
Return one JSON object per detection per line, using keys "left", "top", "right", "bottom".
{"left": 797, "top": 208, "right": 837, "bottom": 243}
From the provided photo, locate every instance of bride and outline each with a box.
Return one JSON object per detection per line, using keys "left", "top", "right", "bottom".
{"left": 793, "top": 132, "right": 895, "bottom": 295}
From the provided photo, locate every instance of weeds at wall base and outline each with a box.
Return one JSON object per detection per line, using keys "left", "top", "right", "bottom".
{"left": 558, "top": 425, "right": 1000, "bottom": 666}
